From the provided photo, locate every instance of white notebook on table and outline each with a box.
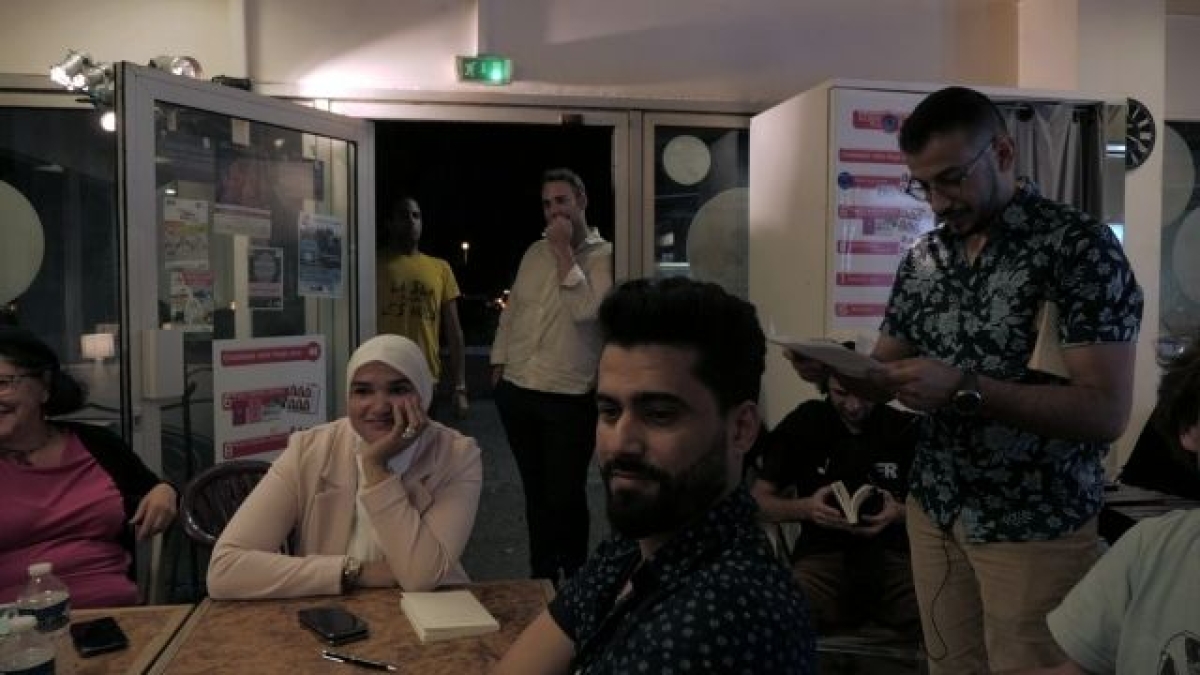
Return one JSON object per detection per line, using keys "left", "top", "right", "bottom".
{"left": 400, "top": 590, "right": 500, "bottom": 644}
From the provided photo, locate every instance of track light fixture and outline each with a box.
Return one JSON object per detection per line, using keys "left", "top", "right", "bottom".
{"left": 149, "top": 55, "right": 204, "bottom": 80}
{"left": 50, "top": 50, "right": 91, "bottom": 90}
{"left": 50, "top": 50, "right": 206, "bottom": 133}
{"left": 49, "top": 49, "right": 118, "bottom": 131}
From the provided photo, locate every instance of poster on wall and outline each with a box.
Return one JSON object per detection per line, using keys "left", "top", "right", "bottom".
{"left": 248, "top": 246, "right": 284, "bottom": 310}
{"left": 828, "top": 88, "right": 934, "bottom": 334}
{"left": 167, "top": 263, "right": 214, "bottom": 331}
{"left": 297, "top": 211, "right": 344, "bottom": 298}
{"left": 213, "top": 335, "right": 327, "bottom": 463}
{"left": 162, "top": 197, "right": 209, "bottom": 265}
{"left": 213, "top": 144, "right": 272, "bottom": 239}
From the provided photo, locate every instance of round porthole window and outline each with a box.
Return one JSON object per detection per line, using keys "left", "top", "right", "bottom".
{"left": 662, "top": 135, "right": 712, "bottom": 186}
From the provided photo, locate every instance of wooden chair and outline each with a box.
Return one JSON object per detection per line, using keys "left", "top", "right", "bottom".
{"left": 180, "top": 460, "right": 279, "bottom": 549}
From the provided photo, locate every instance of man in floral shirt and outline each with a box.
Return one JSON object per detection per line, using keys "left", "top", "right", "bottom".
{"left": 796, "top": 86, "right": 1142, "bottom": 674}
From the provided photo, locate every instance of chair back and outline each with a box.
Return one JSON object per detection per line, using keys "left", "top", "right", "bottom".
{"left": 181, "top": 460, "right": 272, "bottom": 548}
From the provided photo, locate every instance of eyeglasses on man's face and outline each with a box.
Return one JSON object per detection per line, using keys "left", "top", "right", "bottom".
{"left": 0, "top": 373, "right": 36, "bottom": 395}
{"left": 903, "top": 137, "right": 995, "bottom": 203}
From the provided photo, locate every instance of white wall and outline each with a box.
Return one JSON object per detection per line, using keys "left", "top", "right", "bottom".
{"left": 246, "top": 0, "right": 477, "bottom": 96}
{"left": 1017, "top": 0, "right": 1167, "bottom": 466}
{"left": 1166, "top": 15, "right": 1200, "bottom": 119}
{"left": 1080, "top": 1, "right": 1166, "bottom": 469}
{"left": 1017, "top": 0, "right": 1079, "bottom": 88}
{"left": 0, "top": 0, "right": 241, "bottom": 81}
{"left": 1, "top": 0, "right": 1018, "bottom": 107}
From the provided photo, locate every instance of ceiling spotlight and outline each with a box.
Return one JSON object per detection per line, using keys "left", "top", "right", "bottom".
{"left": 50, "top": 50, "right": 92, "bottom": 90}
{"left": 79, "top": 63, "right": 113, "bottom": 92}
{"left": 90, "top": 81, "right": 115, "bottom": 107}
{"left": 149, "top": 55, "right": 204, "bottom": 79}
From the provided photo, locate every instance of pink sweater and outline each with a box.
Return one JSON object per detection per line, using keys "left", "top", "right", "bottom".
{"left": 0, "top": 433, "right": 137, "bottom": 607}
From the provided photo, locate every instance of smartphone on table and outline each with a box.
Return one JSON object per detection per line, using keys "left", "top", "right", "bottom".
{"left": 297, "top": 606, "right": 369, "bottom": 646}
{"left": 70, "top": 616, "right": 130, "bottom": 657}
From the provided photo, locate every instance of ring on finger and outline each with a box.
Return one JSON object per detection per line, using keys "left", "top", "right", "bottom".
{"left": 401, "top": 425, "right": 417, "bottom": 440}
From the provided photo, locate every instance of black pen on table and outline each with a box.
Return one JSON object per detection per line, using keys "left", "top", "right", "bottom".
{"left": 321, "top": 649, "right": 398, "bottom": 672}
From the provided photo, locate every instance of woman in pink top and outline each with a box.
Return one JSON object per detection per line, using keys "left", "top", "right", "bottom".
{"left": 0, "top": 327, "right": 176, "bottom": 608}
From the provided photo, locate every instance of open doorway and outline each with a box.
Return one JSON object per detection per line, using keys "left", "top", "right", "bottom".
{"left": 374, "top": 120, "right": 615, "bottom": 360}
{"left": 374, "top": 120, "right": 620, "bottom": 580}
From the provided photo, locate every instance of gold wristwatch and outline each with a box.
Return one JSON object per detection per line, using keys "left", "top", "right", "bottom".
{"left": 341, "top": 556, "right": 362, "bottom": 592}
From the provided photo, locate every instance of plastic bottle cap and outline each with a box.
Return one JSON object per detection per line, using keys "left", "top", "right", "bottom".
{"left": 27, "top": 562, "right": 52, "bottom": 577}
{"left": 8, "top": 616, "right": 36, "bottom": 633}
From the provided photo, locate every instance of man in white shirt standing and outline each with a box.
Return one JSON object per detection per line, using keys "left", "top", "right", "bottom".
{"left": 491, "top": 168, "right": 614, "bottom": 585}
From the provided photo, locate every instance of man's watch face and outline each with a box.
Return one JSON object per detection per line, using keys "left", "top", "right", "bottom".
{"left": 952, "top": 389, "right": 983, "bottom": 415}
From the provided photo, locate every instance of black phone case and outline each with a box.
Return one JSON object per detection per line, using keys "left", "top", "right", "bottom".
{"left": 70, "top": 616, "right": 130, "bottom": 658}
{"left": 297, "top": 606, "right": 369, "bottom": 645}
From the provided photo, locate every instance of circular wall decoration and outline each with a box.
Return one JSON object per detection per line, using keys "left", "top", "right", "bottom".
{"left": 0, "top": 180, "right": 44, "bottom": 305}
{"left": 686, "top": 187, "right": 748, "bottom": 299}
{"left": 662, "top": 135, "right": 712, "bottom": 186}
{"left": 1126, "top": 97, "right": 1156, "bottom": 170}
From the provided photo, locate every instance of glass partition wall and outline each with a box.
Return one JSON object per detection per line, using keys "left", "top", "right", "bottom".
{"left": 0, "top": 93, "right": 122, "bottom": 427}
{"left": 642, "top": 114, "right": 750, "bottom": 298}
{"left": 0, "top": 67, "right": 373, "bottom": 602}
{"left": 119, "top": 63, "right": 373, "bottom": 600}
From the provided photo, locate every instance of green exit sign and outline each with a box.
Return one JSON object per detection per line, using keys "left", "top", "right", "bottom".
{"left": 456, "top": 55, "right": 513, "bottom": 85}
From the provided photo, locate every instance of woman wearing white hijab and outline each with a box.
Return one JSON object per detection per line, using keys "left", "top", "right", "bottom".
{"left": 208, "top": 335, "right": 483, "bottom": 599}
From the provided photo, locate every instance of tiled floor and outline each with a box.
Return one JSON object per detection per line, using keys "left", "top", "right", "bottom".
{"left": 451, "top": 398, "right": 609, "bottom": 581}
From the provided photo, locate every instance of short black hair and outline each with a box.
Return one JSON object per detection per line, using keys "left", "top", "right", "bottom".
{"left": 541, "top": 167, "right": 586, "bottom": 200}
{"left": 1154, "top": 336, "right": 1200, "bottom": 454}
{"left": 598, "top": 277, "right": 765, "bottom": 412}
{"left": 0, "top": 327, "right": 87, "bottom": 416}
{"left": 898, "top": 86, "right": 1008, "bottom": 155}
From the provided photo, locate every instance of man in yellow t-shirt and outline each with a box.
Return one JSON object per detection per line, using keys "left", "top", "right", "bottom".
{"left": 378, "top": 196, "right": 468, "bottom": 418}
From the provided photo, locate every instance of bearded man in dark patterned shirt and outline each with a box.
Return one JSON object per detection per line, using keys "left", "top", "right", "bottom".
{"left": 495, "top": 277, "right": 815, "bottom": 675}
{"left": 790, "top": 86, "right": 1142, "bottom": 675}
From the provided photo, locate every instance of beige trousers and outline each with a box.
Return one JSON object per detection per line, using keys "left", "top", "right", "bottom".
{"left": 906, "top": 496, "right": 1099, "bottom": 675}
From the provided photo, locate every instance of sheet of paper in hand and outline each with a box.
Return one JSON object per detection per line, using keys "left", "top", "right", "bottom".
{"left": 769, "top": 336, "right": 883, "bottom": 379}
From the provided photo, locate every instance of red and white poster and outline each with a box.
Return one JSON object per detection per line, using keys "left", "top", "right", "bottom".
{"left": 213, "top": 335, "right": 327, "bottom": 463}
{"left": 829, "top": 88, "right": 935, "bottom": 333}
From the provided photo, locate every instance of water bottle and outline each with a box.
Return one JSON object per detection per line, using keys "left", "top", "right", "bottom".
{"left": 0, "top": 603, "right": 15, "bottom": 638}
{"left": 15, "top": 564, "right": 70, "bottom": 638}
{"left": 0, "top": 616, "right": 55, "bottom": 674}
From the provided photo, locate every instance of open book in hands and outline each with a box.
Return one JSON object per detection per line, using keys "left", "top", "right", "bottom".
{"left": 824, "top": 481, "right": 885, "bottom": 525}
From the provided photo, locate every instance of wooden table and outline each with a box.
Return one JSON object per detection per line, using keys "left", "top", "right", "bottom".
{"left": 149, "top": 579, "right": 554, "bottom": 674}
{"left": 1100, "top": 483, "right": 1200, "bottom": 542}
{"left": 55, "top": 604, "right": 194, "bottom": 674}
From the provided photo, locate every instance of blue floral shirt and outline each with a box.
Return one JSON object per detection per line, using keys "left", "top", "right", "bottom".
{"left": 880, "top": 184, "right": 1142, "bottom": 542}
{"left": 549, "top": 488, "right": 816, "bottom": 674}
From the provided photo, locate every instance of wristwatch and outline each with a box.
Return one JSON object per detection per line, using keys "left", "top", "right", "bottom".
{"left": 951, "top": 370, "right": 984, "bottom": 416}
{"left": 341, "top": 556, "right": 362, "bottom": 593}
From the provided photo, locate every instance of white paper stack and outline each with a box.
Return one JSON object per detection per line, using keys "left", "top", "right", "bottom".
{"left": 400, "top": 590, "right": 500, "bottom": 643}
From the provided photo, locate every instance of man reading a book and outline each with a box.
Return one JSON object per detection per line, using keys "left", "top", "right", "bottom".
{"left": 752, "top": 362, "right": 919, "bottom": 636}
{"left": 494, "top": 277, "right": 815, "bottom": 675}
{"left": 789, "top": 86, "right": 1143, "bottom": 674}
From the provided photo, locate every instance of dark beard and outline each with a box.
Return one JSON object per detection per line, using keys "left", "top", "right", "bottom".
{"left": 601, "top": 437, "right": 729, "bottom": 540}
